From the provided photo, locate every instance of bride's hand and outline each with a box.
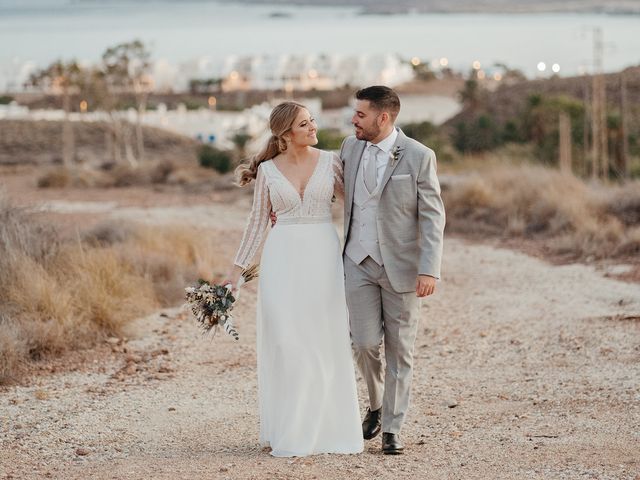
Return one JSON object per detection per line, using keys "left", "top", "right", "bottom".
{"left": 224, "top": 265, "right": 244, "bottom": 291}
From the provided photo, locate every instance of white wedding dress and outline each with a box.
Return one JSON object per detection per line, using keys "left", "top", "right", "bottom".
{"left": 234, "top": 150, "right": 363, "bottom": 457}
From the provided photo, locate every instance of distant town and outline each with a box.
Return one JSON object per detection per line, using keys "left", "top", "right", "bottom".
{"left": 3, "top": 52, "right": 499, "bottom": 95}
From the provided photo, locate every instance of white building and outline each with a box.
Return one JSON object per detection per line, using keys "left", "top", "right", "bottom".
{"left": 212, "top": 53, "right": 414, "bottom": 92}
{"left": 2, "top": 52, "right": 415, "bottom": 94}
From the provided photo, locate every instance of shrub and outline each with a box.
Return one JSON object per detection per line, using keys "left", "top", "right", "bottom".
{"left": 37, "top": 168, "right": 73, "bottom": 188}
{"left": 82, "top": 220, "right": 135, "bottom": 247}
{"left": 401, "top": 121, "right": 436, "bottom": 145}
{"left": 111, "top": 164, "right": 150, "bottom": 187}
{"left": 198, "top": 144, "right": 233, "bottom": 173}
{"left": 149, "top": 160, "right": 176, "bottom": 184}
{"left": 453, "top": 115, "right": 501, "bottom": 153}
{"left": 231, "top": 132, "right": 252, "bottom": 152}
{"left": 521, "top": 94, "right": 586, "bottom": 165}
{"left": 402, "top": 120, "right": 456, "bottom": 162}
{"left": 315, "top": 129, "right": 344, "bottom": 151}
{"left": 443, "top": 164, "right": 639, "bottom": 260}
{"left": 605, "top": 181, "right": 640, "bottom": 226}
{"left": 36, "top": 163, "right": 207, "bottom": 189}
{"left": 38, "top": 167, "right": 115, "bottom": 189}
{"left": 502, "top": 121, "right": 524, "bottom": 143}
{"left": 184, "top": 99, "right": 204, "bottom": 111}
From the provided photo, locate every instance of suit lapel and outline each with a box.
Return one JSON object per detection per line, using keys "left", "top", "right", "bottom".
{"left": 347, "top": 140, "right": 367, "bottom": 205}
{"left": 378, "top": 128, "right": 407, "bottom": 194}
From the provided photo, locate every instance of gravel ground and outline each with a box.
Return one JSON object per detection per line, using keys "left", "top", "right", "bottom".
{"left": 1, "top": 197, "right": 639, "bottom": 480}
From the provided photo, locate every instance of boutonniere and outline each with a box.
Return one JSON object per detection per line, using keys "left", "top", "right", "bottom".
{"left": 389, "top": 146, "right": 403, "bottom": 167}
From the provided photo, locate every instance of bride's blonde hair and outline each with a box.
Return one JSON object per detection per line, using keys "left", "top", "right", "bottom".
{"left": 235, "top": 101, "right": 308, "bottom": 186}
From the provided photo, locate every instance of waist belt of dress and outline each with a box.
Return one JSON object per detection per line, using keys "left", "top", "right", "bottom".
{"left": 277, "top": 215, "right": 332, "bottom": 225}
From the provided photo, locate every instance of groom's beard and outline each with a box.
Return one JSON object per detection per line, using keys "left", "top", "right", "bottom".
{"left": 355, "top": 122, "right": 381, "bottom": 142}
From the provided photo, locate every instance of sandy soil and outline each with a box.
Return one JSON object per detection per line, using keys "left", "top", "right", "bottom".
{"left": 1, "top": 193, "right": 639, "bottom": 480}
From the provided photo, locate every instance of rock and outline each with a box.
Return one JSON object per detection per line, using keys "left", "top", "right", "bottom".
{"left": 34, "top": 390, "right": 49, "bottom": 401}
{"left": 105, "top": 337, "right": 120, "bottom": 345}
{"left": 125, "top": 354, "right": 143, "bottom": 363}
{"left": 445, "top": 399, "right": 459, "bottom": 408}
{"left": 75, "top": 448, "right": 90, "bottom": 456}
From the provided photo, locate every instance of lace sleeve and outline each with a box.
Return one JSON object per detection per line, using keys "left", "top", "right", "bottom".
{"left": 331, "top": 152, "right": 345, "bottom": 201}
{"left": 233, "top": 165, "right": 272, "bottom": 268}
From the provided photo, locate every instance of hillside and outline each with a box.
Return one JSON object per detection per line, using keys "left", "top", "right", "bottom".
{"left": 0, "top": 120, "right": 200, "bottom": 166}
{"left": 445, "top": 66, "right": 640, "bottom": 131}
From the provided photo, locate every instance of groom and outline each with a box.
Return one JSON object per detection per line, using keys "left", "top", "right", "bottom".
{"left": 341, "top": 86, "right": 445, "bottom": 454}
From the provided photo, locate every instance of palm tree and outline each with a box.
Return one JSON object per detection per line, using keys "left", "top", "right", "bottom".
{"left": 459, "top": 75, "right": 480, "bottom": 112}
{"left": 27, "top": 60, "right": 84, "bottom": 167}
{"left": 101, "top": 40, "right": 152, "bottom": 166}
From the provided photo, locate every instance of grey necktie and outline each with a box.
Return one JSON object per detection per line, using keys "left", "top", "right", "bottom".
{"left": 364, "top": 144, "right": 379, "bottom": 193}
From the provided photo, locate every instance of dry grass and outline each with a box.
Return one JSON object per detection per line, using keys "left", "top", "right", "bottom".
{"left": 440, "top": 143, "right": 536, "bottom": 174}
{"left": 443, "top": 164, "right": 640, "bottom": 260}
{"left": 38, "top": 166, "right": 117, "bottom": 189}
{"left": 0, "top": 195, "right": 224, "bottom": 384}
{"left": 37, "top": 162, "right": 221, "bottom": 190}
{"left": 606, "top": 182, "right": 640, "bottom": 226}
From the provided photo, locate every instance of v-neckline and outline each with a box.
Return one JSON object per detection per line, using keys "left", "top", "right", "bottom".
{"left": 271, "top": 152, "right": 324, "bottom": 202}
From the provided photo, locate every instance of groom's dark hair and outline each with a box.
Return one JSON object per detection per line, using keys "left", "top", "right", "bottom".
{"left": 355, "top": 86, "right": 400, "bottom": 121}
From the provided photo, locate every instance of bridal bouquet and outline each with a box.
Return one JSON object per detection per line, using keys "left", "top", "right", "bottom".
{"left": 184, "top": 265, "right": 259, "bottom": 340}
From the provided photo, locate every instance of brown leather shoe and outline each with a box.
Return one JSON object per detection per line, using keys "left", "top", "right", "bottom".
{"left": 382, "top": 432, "right": 404, "bottom": 454}
{"left": 362, "top": 407, "right": 382, "bottom": 440}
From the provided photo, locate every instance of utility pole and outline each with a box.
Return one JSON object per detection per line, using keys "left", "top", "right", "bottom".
{"left": 582, "top": 72, "right": 590, "bottom": 177}
{"left": 619, "top": 70, "right": 629, "bottom": 178}
{"left": 559, "top": 111, "right": 572, "bottom": 174}
{"left": 591, "top": 27, "right": 608, "bottom": 180}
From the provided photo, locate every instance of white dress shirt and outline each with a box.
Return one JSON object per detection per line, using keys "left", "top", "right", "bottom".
{"left": 364, "top": 128, "right": 398, "bottom": 188}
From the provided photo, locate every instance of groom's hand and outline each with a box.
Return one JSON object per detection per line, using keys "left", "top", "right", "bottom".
{"left": 269, "top": 211, "right": 277, "bottom": 227}
{"left": 416, "top": 275, "right": 436, "bottom": 297}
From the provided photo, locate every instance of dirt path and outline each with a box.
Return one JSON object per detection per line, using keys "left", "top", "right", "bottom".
{"left": 1, "top": 203, "right": 639, "bottom": 479}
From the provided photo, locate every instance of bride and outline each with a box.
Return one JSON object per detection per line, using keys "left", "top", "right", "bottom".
{"left": 226, "top": 101, "right": 363, "bottom": 457}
